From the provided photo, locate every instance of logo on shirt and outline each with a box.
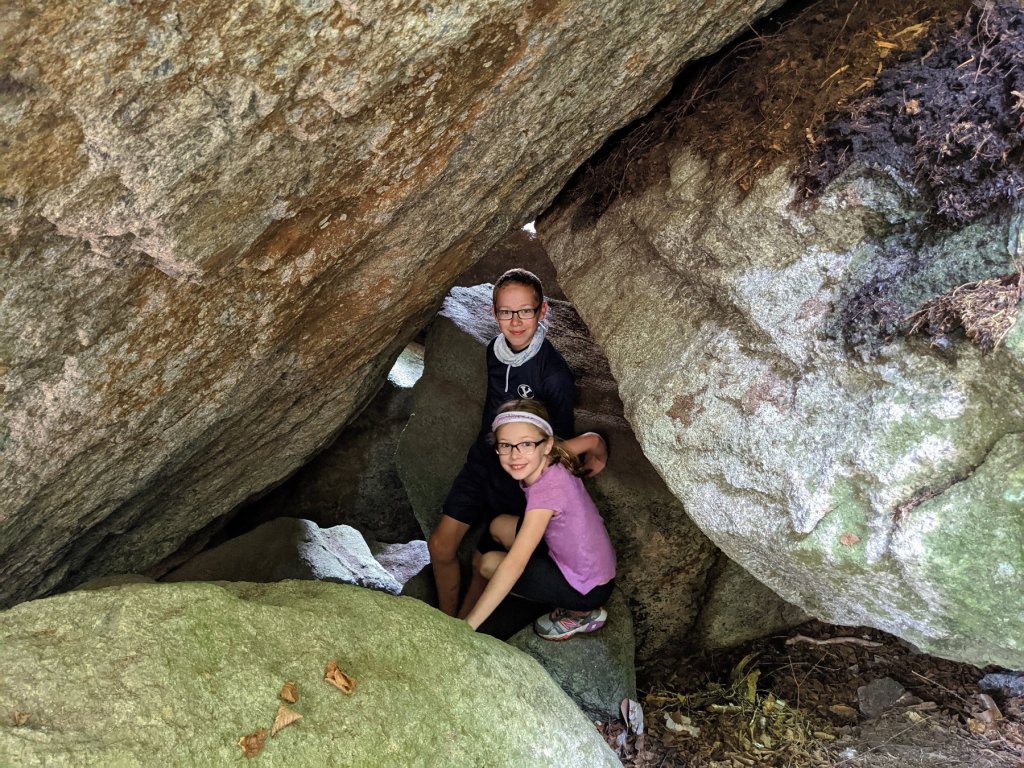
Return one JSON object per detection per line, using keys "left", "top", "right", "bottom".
{"left": 517, "top": 384, "right": 534, "bottom": 399}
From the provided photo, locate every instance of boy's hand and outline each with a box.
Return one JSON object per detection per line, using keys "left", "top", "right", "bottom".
{"left": 580, "top": 433, "right": 608, "bottom": 477}
{"left": 563, "top": 432, "right": 609, "bottom": 476}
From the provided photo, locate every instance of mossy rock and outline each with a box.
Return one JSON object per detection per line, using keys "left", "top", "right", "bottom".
{"left": 0, "top": 581, "right": 618, "bottom": 767}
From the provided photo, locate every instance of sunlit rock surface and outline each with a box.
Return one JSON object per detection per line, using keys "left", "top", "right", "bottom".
{"left": 0, "top": 0, "right": 784, "bottom": 606}
{"left": 0, "top": 581, "right": 619, "bottom": 766}
{"left": 541, "top": 152, "right": 1024, "bottom": 668}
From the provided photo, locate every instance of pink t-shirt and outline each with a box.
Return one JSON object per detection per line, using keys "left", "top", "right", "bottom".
{"left": 522, "top": 462, "right": 616, "bottom": 594}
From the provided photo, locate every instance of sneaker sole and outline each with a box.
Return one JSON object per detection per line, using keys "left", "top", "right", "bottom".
{"left": 537, "top": 620, "right": 606, "bottom": 641}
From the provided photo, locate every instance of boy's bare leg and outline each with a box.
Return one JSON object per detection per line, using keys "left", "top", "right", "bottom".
{"left": 458, "top": 551, "right": 489, "bottom": 619}
{"left": 428, "top": 516, "right": 469, "bottom": 616}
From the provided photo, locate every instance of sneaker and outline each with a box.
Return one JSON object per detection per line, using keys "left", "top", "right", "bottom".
{"left": 534, "top": 607, "right": 608, "bottom": 641}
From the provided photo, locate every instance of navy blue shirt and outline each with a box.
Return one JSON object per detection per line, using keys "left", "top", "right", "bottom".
{"left": 477, "top": 336, "right": 576, "bottom": 447}
{"left": 444, "top": 335, "right": 577, "bottom": 526}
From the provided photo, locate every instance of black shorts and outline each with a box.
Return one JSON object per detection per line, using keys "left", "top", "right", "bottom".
{"left": 442, "top": 446, "right": 524, "bottom": 528}
{"left": 511, "top": 539, "right": 614, "bottom": 611}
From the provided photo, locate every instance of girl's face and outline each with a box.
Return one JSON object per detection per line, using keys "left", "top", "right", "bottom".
{"left": 495, "top": 422, "right": 552, "bottom": 486}
{"left": 493, "top": 283, "right": 546, "bottom": 352}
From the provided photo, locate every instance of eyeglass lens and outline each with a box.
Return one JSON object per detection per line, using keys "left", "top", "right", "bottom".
{"left": 496, "top": 305, "right": 539, "bottom": 320}
{"left": 496, "top": 440, "right": 540, "bottom": 455}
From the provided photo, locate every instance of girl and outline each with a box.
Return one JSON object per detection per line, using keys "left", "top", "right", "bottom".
{"left": 464, "top": 399, "right": 616, "bottom": 640}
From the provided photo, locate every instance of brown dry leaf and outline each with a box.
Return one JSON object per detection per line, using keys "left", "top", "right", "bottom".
{"left": 324, "top": 660, "right": 357, "bottom": 694}
{"left": 829, "top": 704, "right": 859, "bottom": 720}
{"left": 839, "top": 533, "right": 860, "bottom": 546}
{"left": 238, "top": 728, "right": 268, "bottom": 758}
{"left": 271, "top": 704, "right": 303, "bottom": 737}
{"left": 967, "top": 717, "right": 990, "bottom": 734}
{"left": 13, "top": 711, "right": 32, "bottom": 727}
{"left": 279, "top": 681, "right": 298, "bottom": 704}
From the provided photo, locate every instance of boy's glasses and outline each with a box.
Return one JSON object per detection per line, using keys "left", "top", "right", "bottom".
{"left": 495, "top": 305, "right": 541, "bottom": 321}
{"left": 495, "top": 439, "right": 547, "bottom": 456}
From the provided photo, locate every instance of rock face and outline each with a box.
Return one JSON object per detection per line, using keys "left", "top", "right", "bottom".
{"left": 0, "top": 0, "right": 784, "bottom": 607}
{"left": 0, "top": 581, "right": 619, "bottom": 766}
{"left": 397, "top": 285, "right": 804, "bottom": 659}
{"left": 540, "top": 134, "right": 1024, "bottom": 666}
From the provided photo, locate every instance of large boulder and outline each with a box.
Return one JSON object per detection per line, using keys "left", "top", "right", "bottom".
{"left": 1, "top": 0, "right": 785, "bottom": 608}
{"left": 0, "top": 581, "right": 619, "bottom": 766}
{"left": 539, "top": 14, "right": 1024, "bottom": 667}
{"left": 397, "top": 285, "right": 803, "bottom": 659}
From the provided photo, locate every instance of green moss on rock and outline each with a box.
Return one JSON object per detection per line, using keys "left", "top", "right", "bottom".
{"left": 0, "top": 581, "right": 618, "bottom": 767}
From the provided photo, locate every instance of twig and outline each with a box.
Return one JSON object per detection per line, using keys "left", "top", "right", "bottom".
{"left": 786, "top": 634, "right": 884, "bottom": 648}
{"left": 910, "top": 669, "right": 971, "bottom": 705}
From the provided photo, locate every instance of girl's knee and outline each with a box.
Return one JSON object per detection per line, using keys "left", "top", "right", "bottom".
{"left": 489, "top": 515, "right": 518, "bottom": 548}
{"left": 479, "top": 551, "right": 505, "bottom": 580}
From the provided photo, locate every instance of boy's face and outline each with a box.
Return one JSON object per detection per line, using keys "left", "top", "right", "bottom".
{"left": 493, "top": 283, "right": 546, "bottom": 352}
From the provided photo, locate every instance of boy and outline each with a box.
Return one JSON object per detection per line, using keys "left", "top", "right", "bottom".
{"left": 428, "top": 268, "right": 606, "bottom": 617}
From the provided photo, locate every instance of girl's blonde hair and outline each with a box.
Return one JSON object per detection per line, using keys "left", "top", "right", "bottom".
{"left": 493, "top": 399, "right": 584, "bottom": 476}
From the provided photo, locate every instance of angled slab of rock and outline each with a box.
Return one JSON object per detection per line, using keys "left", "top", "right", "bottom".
{"left": 1, "top": 0, "right": 784, "bottom": 608}
{"left": 541, "top": 83, "right": 1024, "bottom": 668}
{"left": 508, "top": 588, "right": 636, "bottom": 719}
{"left": 367, "top": 538, "right": 432, "bottom": 589}
{"left": 236, "top": 345, "right": 425, "bottom": 545}
{"left": 693, "top": 559, "right": 809, "bottom": 650}
{"left": 162, "top": 518, "right": 401, "bottom": 595}
{"left": 0, "top": 581, "right": 619, "bottom": 766}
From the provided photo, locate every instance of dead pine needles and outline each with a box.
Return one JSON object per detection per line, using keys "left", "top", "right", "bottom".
{"left": 905, "top": 266, "right": 1024, "bottom": 352}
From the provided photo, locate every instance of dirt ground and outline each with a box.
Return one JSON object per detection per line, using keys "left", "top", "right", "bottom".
{"left": 600, "top": 621, "right": 1024, "bottom": 767}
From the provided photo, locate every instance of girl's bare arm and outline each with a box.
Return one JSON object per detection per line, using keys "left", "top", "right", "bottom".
{"left": 465, "top": 507, "right": 554, "bottom": 630}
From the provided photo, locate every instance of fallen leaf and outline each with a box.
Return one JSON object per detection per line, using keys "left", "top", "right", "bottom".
{"left": 13, "top": 711, "right": 31, "bottom": 727}
{"left": 829, "top": 704, "right": 858, "bottom": 720}
{"left": 271, "top": 704, "right": 303, "bottom": 737}
{"left": 664, "top": 713, "right": 701, "bottom": 737}
{"left": 967, "top": 717, "right": 989, "bottom": 734}
{"left": 238, "top": 728, "right": 268, "bottom": 758}
{"left": 840, "top": 533, "right": 860, "bottom": 546}
{"left": 325, "top": 660, "right": 356, "bottom": 694}
{"left": 279, "top": 681, "right": 298, "bottom": 704}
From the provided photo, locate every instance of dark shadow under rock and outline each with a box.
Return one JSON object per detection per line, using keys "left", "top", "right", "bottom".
{"left": 161, "top": 517, "right": 400, "bottom": 594}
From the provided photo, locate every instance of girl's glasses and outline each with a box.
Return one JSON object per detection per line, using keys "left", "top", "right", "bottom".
{"left": 495, "top": 439, "right": 546, "bottom": 456}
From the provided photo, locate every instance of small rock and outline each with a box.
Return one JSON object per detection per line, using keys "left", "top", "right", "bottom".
{"left": 857, "top": 677, "right": 906, "bottom": 719}
{"left": 979, "top": 672, "right": 1024, "bottom": 698}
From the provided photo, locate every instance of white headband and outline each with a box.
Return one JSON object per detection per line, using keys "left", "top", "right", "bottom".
{"left": 491, "top": 411, "right": 553, "bottom": 436}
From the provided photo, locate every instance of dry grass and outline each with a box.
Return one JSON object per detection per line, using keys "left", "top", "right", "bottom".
{"left": 906, "top": 267, "right": 1024, "bottom": 352}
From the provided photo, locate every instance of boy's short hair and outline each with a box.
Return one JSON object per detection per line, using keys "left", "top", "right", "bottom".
{"left": 492, "top": 268, "right": 544, "bottom": 307}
